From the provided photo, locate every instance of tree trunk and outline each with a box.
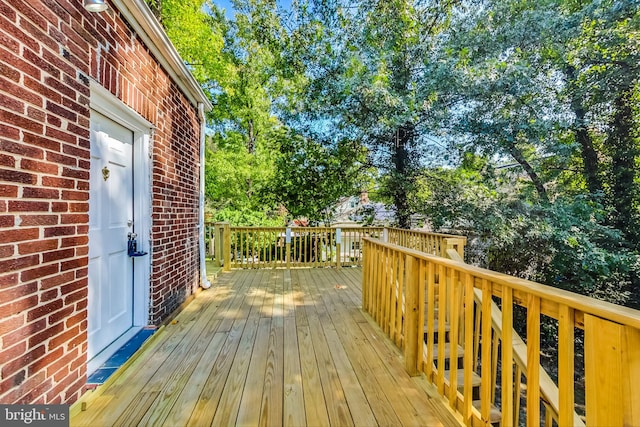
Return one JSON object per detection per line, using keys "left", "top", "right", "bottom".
{"left": 391, "top": 123, "right": 415, "bottom": 229}
{"left": 507, "top": 144, "right": 549, "bottom": 203}
{"left": 608, "top": 89, "right": 638, "bottom": 242}
{"left": 565, "top": 65, "right": 602, "bottom": 195}
{"left": 247, "top": 118, "right": 256, "bottom": 154}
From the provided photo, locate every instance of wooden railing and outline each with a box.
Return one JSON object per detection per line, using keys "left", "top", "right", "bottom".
{"left": 362, "top": 238, "right": 640, "bottom": 427}
{"left": 226, "top": 226, "right": 382, "bottom": 269}
{"left": 387, "top": 228, "right": 466, "bottom": 259}
{"left": 206, "top": 223, "right": 384, "bottom": 269}
{"left": 204, "top": 223, "right": 466, "bottom": 270}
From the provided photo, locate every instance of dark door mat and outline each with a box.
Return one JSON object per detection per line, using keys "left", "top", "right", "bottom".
{"left": 87, "top": 327, "right": 156, "bottom": 385}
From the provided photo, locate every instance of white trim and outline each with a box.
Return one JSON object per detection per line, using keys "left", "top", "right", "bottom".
{"left": 90, "top": 81, "right": 154, "bottom": 132}
{"left": 131, "top": 129, "right": 151, "bottom": 326}
{"left": 198, "top": 103, "right": 211, "bottom": 289}
{"left": 112, "top": 0, "right": 213, "bottom": 112}
{"left": 90, "top": 80, "right": 152, "bottom": 338}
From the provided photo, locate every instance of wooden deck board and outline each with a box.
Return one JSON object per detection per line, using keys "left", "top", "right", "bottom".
{"left": 71, "top": 268, "right": 461, "bottom": 427}
{"left": 298, "top": 269, "right": 354, "bottom": 427}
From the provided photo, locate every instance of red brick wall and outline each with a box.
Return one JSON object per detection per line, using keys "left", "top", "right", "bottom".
{"left": 0, "top": 0, "right": 202, "bottom": 404}
{"left": 149, "top": 88, "right": 201, "bottom": 324}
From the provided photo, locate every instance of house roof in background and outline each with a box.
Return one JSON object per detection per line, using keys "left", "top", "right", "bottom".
{"left": 114, "top": 0, "right": 213, "bottom": 112}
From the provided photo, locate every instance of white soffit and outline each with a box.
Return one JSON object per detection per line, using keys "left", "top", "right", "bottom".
{"left": 113, "top": 0, "right": 213, "bottom": 112}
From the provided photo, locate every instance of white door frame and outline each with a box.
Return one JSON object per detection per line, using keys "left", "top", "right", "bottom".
{"left": 89, "top": 80, "right": 152, "bottom": 331}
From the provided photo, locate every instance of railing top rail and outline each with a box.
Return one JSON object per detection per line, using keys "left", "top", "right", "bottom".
{"left": 364, "top": 237, "right": 640, "bottom": 330}
{"left": 223, "top": 225, "right": 384, "bottom": 229}
{"left": 386, "top": 227, "right": 468, "bottom": 240}
{"left": 229, "top": 226, "right": 330, "bottom": 230}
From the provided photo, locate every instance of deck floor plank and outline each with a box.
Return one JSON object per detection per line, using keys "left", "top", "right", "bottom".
{"left": 297, "top": 269, "right": 354, "bottom": 426}
{"left": 210, "top": 271, "right": 268, "bottom": 427}
{"left": 71, "top": 268, "right": 461, "bottom": 427}
{"left": 236, "top": 317, "right": 271, "bottom": 426}
{"left": 261, "top": 271, "right": 285, "bottom": 427}
{"left": 317, "top": 269, "right": 404, "bottom": 426}
{"left": 306, "top": 268, "right": 378, "bottom": 426}
{"left": 326, "top": 268, "right": 435, "bottom": 426}
{"left": 283, "top": 315, "right": 307, "bottom": 426}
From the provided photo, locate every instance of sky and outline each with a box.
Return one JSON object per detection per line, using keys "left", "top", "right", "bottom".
{"left": 212, "top": 0, "right": 293, "bottom": 17}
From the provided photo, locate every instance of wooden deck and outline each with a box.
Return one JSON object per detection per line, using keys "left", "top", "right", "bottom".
{"left": 71, "top": 268, "right": 461, "bottom": 427}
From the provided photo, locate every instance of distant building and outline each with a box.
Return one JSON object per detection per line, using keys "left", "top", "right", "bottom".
{"left": 329, "top": 192, "right": 395, "bottom": 227}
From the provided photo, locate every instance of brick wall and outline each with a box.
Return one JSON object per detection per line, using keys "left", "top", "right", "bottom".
{"left": 150, "top": 88, "right": 201, "bottom": 323}
{"left": 0, "top": 0, "right": 202, "bottom": 404}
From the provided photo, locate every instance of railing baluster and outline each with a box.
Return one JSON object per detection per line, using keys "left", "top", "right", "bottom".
{"left": 501, "top": 286, "right": 514, "bottom": 426}
{"left": 480, "top": 279, "right": 492, "bottom": 424}
{"left": 558, "top": 304, "right": 575, "bottom": 427}
{"left": 418, "top": 259, "right": 426, "bottom": 374}
{"left": 437, "top": 263, "right": 446, "bottom": 395}
{"left": 492, "top": 329, "right": 499, "bottom": 403}
{"left": 544, "top": 403, "right": 553, "bottom": 427}
{"left": 514, "top": 365, "right": 522, "bottom": 427}
{"left": 404, "top": 254, "right": 421, "bottom": 376}
{"left": 527, "top": 294, "right": 541, "bottom": 427}
{"left": 473, "top": 291, "right": 481, "bottom": 372}
{"left": 390, "top": 250, "right": 399, "bottom": 344}
{"left": 396, "top": 252, "right": 405, "bottom": 346}
{"left": 463, "top": 272, "right": 474, "bottom": 426}
{"left": 449, "top": 268, "right": 460, "bottom": 409}
{"left": 245, "top": 228, "right": 249, "bottom": 268}
{"left": 426, "top": 261, "right": 436, "bottom": 381}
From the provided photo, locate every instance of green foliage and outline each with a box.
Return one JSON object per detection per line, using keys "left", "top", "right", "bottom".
{"left": 289, "top": 0, "right": 456, "bottom": 227}
{"left": 269, "top": 129, "right": 369, "bottom": 224}
{"left": 204, "top": 132, "right": 283, "bottom": 225}
{"left": 155, "top": 0, "right": 640, "bottom": 305}
{"left": 149, "top": 0, "right": 227, "bottom": 89}
{"left": 418, "top": 158, "right": 639, "bottom": 306}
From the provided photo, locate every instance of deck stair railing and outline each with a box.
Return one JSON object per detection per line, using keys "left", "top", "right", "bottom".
{"left": 362, "top": 237, "right": 640, "bottom": 427}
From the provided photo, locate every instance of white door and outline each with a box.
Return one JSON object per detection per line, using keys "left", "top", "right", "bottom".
{"left": 88, "top": 111, "right": 135, "bottom": 361}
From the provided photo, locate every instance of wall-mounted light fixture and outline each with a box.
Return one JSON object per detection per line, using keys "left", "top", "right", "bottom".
{"left": 84, "top": 0, "right": 108, "bottom": 12}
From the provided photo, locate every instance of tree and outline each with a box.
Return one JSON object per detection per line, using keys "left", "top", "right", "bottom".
{"left": 269, "top": 129, "right": 368, "bottom": 224}
{"left": 147, "top": 0, "right": 227, "bottom": 91}
{"left": 426, "top": 0, "right": 640, "bottom": 304}
{"left": 443, "top": 0, "right": 640, "bottom": 243}
{"left": 416, "top": 154, "right": 639, "bottom": 306}
{"left": 289, "top": 0, "right": 456, "bottom": 228}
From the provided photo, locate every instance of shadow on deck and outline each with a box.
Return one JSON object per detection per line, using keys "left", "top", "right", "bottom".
{"left": 71, "top": 268, "right": 461, "bottom": 426}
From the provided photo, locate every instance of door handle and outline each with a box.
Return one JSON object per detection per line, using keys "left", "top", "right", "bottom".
{"left": 127, "top": 232, "right": 148, "bottom": 257}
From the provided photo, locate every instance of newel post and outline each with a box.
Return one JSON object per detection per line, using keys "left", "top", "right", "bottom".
{"left": 212, "top": 222, "right": 223, "bottom": 266}
{"left": 285, "top": 228, "right": 291, "bottom": 269}
{"left": 445, "top": 237, "right": 466, "bottom": 260}
{"left": 336, "top": 228, "right": 342, "bottom": 269}
{"left": 404, "top": 254, "right": 423, "bottom": 376}
{"left": 584, "top": 315, "right": 640, "bottom": 426}
{"left": 361, "top": 238, "right": 368, "bottom": 311}
{"left": 222, "top": 222, "right": 231, "bottom": 271}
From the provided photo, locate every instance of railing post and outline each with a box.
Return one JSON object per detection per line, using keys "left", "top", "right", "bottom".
{"left": 212, "top": 222, "right": 223, "bottom": 266}
{"left": 382, "top": 227, "right": 388, "bottom": 243}
{"left": 336, "top": 228, "right": 342, "bottom": 269}
{"left": 222, "top": 222, "right": 231, "bottom": 271}
{"left": 207, "top": 223, "right": 214, "bottom": 257}
{"left": 285, "top": 228, "right": 291, "bottom": 269}
{"left": 584, "top": 315, "right": 640, "bottom": 426}
{"left": 362, "top": 239, "right": 368, "bottom": 311}
{"left": 404, "top": 254, "right": 422, "bottom": 376}
{"left": 445, "top": 237, "right": 465, "bottom": 260}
